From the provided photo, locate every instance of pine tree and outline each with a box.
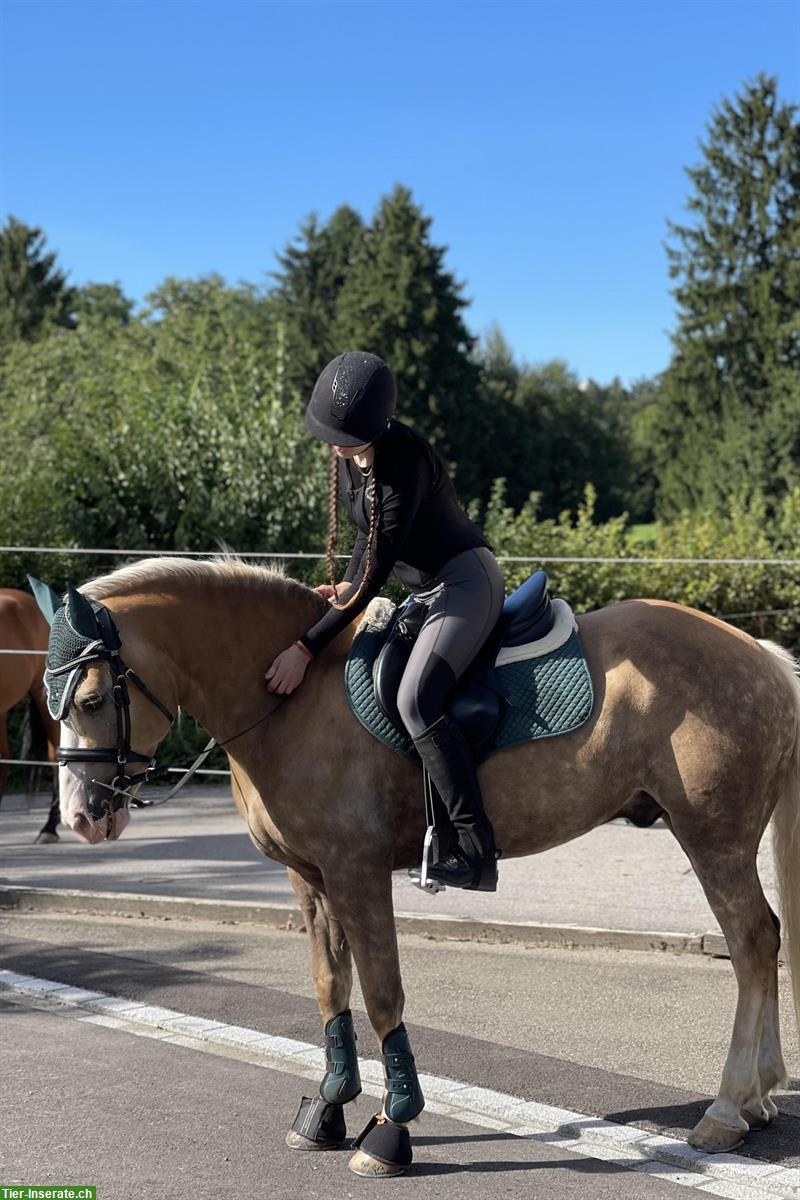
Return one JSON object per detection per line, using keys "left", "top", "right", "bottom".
{"left": 271, "top": 205, "right": 365, "bottom": 400}
{"left": 656, "top": 75, "right": 800, "bottom": 516}
{"left": 333, "top": 185, "right": 483, "bottom": 498}
{"left": 0, "top": 216, "right": 76, "bottom": 345}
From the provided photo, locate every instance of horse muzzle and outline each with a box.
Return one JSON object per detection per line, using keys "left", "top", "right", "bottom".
{"left": 69, "top": 805, "right": 131, "bottom": 844}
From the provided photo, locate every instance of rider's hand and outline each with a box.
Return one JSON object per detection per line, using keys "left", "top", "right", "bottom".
{"left": 314, "top": 582, "right": 349, "bottom": 602}
{"left": 265, "top": 644, "right": 311, "bottom": 695}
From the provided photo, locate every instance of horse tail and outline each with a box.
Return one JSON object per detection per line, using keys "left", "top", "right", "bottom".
{"left": 759, "top": 638, "right": 800, "bottom": 1038}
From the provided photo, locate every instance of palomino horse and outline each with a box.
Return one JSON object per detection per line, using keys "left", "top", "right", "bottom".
{"left": 0, "top": 589, "right": 59, "bottom": 842}
{"left": 47, "top": 558, "right": 799, "bottom": 1175}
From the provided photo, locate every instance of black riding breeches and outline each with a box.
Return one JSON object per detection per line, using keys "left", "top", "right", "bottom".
{"left": 395, "top": 546, "right": 505, "bottom": 740}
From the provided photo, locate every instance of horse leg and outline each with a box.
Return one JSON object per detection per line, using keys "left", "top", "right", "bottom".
{"left": 0, "top": 713, "right": 9, "bottom": 803}
{"left": 745, "top": 906, "right": 788, "bottom": 1129}
{"left": 323, "top": 866, "right": 423, "bottom": 1178}
{"left": 285, "top": 868, "right": 356, "bottom": 1152}
{"left": 35, "top": 789, "right": 61, "bottom": 844}
{"left": 35, "top": 767, "right": 60, "bottom": 844}
{"left": 670, "top": 831, "right": 783, "bottom": 1152}
{"left": 31, "top": 689, "right": 60, "bottom": 843}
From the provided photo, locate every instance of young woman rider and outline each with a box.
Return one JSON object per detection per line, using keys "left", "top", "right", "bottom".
{"left": 265, "top": 351, "right": 505, "bottom": 891}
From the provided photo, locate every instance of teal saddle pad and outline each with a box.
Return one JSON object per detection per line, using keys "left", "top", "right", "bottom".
{"left": 344, "top": 617, "right": 594, "bottom": 762}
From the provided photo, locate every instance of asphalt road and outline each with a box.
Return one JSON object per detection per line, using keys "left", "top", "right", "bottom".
{"left": 1, "top": 911, "right": 799, "bottom": 1199}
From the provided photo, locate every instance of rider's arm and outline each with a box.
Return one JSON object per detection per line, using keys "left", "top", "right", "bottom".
{"left": 299, "top": 452, "right": 431, "bottom": 656}
{"left": 342, "top": 528, "right": 368, "bottom": 583}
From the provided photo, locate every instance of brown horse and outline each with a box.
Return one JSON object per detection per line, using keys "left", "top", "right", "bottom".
{"left": 49, "top": 558, "right": 799, "bottom": 1175}
{"left": 0, "top": 589, "right": 60, "bottom": 841}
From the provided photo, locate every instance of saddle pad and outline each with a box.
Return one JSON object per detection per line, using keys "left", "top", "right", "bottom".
{"left": 344, "top": 601, "right": 594, "bottom": 762}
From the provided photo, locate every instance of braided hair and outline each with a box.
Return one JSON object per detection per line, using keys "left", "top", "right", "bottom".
{"left": 326, "top": 446, "right": 380, "bottom": 612}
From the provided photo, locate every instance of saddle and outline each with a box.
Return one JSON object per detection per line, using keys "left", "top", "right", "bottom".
{"left": 345, "top": 570, "right": 594, "bottom": 893}
{"left": 373, "top": 570, "right": 559, "bottom": 758}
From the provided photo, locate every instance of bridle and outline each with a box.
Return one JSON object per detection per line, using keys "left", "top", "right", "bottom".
{"left": 50, "top": 601, "right": 278, "bottom": 839}
{"left": 49, "top": 604, "right": 177, "bottom": 833}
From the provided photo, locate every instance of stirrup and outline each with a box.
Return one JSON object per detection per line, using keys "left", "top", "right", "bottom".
{"left": 408, "top": 825, "right": 446, "bottom": 894}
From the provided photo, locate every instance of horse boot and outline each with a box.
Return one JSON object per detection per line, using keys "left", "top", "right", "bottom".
{"left": 408, "top": 714, "right": 500, "bottom": 891}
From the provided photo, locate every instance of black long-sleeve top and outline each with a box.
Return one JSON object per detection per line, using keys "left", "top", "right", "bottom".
{"left": 300, "top": 419, "right": 490, "bottom": 656}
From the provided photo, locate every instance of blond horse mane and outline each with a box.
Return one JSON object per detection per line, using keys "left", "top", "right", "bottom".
{"left": 81, "top": 555, "right": 314, "bottom": 607}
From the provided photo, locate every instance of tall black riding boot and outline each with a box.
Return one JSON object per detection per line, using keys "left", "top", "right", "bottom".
{"left": 409, "top": 715, "right": 499, "bottom": 891}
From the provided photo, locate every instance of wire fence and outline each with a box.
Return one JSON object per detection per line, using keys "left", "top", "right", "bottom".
{"left": 5, "top": 543, "right": 800, "bottom": 566}
{"left": 2, "top": 541, "right": 800, "bottom": 782}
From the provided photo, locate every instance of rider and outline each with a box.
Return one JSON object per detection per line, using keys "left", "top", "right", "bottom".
{"left": 265, "top": 351, "right": 505, "bottom": 891}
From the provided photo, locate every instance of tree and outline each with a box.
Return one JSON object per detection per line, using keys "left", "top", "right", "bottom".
{"left": 618, "top": 376, "right": 663, "bottom": 523}
{"left": 0, "top": 216, "right": 76, "bottom": 345}
{"left": 472, "top": 331, "right": 647, "bottom": 521}
{"left": 76, "top": 282, "right": 134, "bottom": 326}
{"left": 0, "top": 280, "right": 327, "bottom": 589}
{"left": 334, "top": 185, "right": 484, "bottom": 499}
{"left": 271, "top": 205, "right": 365, "bottom": 400}
{"left": 655, "top": 74, "right": 800, "bottom": 516}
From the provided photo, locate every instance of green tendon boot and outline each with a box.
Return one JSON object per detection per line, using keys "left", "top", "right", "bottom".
{"left": 320, "top": 1009, "right": 362, "bottom": 1104}
{"left": 381, "top": 1023, "right": 425, "bottom": 1124}
{"left": 409, "top": 714, "right": 500, "bottom": 892}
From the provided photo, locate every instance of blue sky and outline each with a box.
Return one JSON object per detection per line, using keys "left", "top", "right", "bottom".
{"left": 1, "top": 0, "right": 797, "bottom": 385}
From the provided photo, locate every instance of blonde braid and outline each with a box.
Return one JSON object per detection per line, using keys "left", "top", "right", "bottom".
{"left": 331, "top": 459, "right": 380, "bottom": 612}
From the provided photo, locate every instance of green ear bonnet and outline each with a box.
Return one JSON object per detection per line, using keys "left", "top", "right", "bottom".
{"left": 28, "top": 577, "right": 109, "bottom": 721}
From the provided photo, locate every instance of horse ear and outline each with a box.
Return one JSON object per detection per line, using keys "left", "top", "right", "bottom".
{"left": 27, "top": 576, "right": 64, "bottom": 627}
{"left": 65, "top": 585, "right": 100, "bottom": 638}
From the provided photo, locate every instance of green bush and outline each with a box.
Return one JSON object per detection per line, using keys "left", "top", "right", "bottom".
{"left": 0, "top": 281, "right": 328, "bottom": 592}
{"left": 476, "top": 481, "right": 800, "bottom": 649}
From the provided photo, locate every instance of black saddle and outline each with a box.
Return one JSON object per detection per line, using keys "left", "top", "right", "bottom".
{"left": 373, "top": 570, "right": 555, "bottom": 758}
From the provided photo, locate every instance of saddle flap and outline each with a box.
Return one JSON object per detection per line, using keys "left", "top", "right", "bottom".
{"left": 448, "top": 682, "right": 502, "bottom": 754}
{"left": 372, "top": 598, "right": 428, "bottom": 730}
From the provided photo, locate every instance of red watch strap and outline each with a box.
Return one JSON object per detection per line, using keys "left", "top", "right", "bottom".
{"left": 295, "top": 639, "right": 314, "bottom": 661}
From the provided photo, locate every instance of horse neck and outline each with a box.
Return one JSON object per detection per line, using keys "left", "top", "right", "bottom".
{"left": 120, "top": 576, "right": 325, "bottom": 748}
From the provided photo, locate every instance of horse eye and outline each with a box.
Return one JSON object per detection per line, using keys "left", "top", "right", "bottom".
{"left": 80, "top": 693, "right": 104, "bottom": 713}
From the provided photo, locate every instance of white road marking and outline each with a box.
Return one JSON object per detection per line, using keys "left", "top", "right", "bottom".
{"left": 1, "top": 968, "right": 797, "bottom": 1200}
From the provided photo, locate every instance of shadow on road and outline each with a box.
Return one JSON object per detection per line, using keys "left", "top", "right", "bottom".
{"left": 605, "top": 1095, "right": 800, "bottom": 1163}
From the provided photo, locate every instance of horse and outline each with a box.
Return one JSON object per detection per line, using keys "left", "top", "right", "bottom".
{"left": 0, "top": 589, "right": 60, "bottom": 842}
{"left": 42, "top": 557, "right": 799, "bottom": 1176}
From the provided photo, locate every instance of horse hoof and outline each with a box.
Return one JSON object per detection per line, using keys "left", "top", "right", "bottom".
{"left": 688, "top": 1115, "right": 746, "bottom": 1153}
{"left": 348, "top": 1149, "right": 405, "bottom": 1177}
{"left": 34, "top": 832, "right": 59, "bottom": 844}
{"left": 285, "top": 1130, "right": 343, "bottom": 1151}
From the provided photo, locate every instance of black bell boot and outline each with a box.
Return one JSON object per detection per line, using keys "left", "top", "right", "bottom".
{"left": 409, "top": 715, "right": 500, "bottom": 892}
{"left": 286, "top": 1095, "right": 347, "bottom": 1150}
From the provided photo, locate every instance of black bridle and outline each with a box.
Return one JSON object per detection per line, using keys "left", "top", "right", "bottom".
{"left": 49, "top": 605, "right": 177, "bottom": 831}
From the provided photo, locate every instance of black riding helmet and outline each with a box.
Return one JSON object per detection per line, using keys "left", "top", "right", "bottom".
{"left": 305, "top": 351, "right": 396, "bottom": 447}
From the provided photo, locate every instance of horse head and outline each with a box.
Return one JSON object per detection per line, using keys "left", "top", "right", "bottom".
{"left": 30, "top": 577, "right": 175, "bottom": 843}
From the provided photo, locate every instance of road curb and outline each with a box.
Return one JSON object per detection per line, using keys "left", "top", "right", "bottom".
{"left": 0, "top": 884, "right": 729, "bottom": 956}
